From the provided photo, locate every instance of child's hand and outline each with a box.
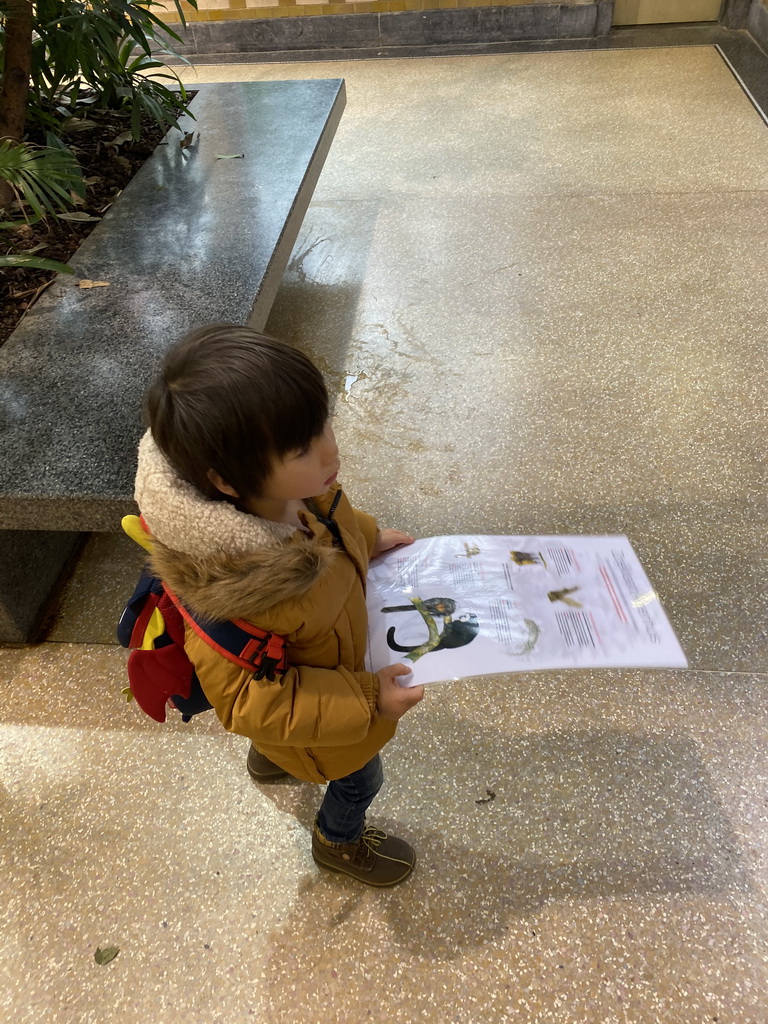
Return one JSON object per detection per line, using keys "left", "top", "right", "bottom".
{"left": 371, "top": 529, "right": 415, "bottom": 560}
{"left": 376, "top": 663, "right": 425, "bottom": 720}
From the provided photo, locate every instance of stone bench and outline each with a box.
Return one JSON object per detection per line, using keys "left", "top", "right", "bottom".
{"left": 0, "top": 78, "right": 346, "bottom": 642}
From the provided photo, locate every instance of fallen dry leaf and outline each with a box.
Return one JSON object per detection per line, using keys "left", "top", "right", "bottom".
{"left": 59, "top": 212, "right": 101, "bottom": 223}
{"left": 108, "top": 130, "right": 134, "bottom": 149}
{"left": 94, "top": 946, "right": 119, "bottom": 965}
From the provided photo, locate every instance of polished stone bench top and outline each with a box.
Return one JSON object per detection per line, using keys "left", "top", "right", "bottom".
{"left": 0, "top": 78, "right": 345, "bottom": 533}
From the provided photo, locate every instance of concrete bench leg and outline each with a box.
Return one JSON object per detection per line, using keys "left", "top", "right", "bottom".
{"left": 0, "top": 530, "right": 83, "bottom": 642}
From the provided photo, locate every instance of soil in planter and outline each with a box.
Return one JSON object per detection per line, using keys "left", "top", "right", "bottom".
{"left": 0, "top": 106, "right": 189, "bottom": 348}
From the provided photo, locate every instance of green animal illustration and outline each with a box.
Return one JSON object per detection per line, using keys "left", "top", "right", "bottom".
{"left": 382, "top": 596, "right": 479, "bottom": 662}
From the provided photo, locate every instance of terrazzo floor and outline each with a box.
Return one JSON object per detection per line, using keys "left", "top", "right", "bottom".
{"left": 2, "top": 45, "right": 768, "bottom": 1023}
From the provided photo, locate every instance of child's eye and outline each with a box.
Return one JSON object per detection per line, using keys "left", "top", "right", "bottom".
{"left": 295, "top": 442, "right": 312, "bottom": 458}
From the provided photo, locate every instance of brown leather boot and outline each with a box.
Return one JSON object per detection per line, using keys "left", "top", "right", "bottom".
{"left": 312, "top": 823, "right": 415, "bottom": 887}
{"left": 246, "top": 744, "right": 287, "bottom": 782}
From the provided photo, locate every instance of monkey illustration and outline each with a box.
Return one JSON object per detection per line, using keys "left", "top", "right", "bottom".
{"left": 383, "top": 596, "right": 479, "bottom": 662}
{"left": 387, "top": 615, "right": 479, "bottom": 654}
{"left": 382, "top": 598, "right": 457, "bottom": 616}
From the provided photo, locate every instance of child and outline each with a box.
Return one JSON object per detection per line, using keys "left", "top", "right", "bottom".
{"left": 135, "top": 324, "right": 424, "bottom": 887}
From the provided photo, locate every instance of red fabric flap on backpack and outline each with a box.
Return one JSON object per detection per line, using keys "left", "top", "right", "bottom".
{"left": 128, "top": 644, "right": 194, "bottom": 723}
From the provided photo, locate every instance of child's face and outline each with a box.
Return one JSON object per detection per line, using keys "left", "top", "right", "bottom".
{"left": 260, "top": 422, "right": 340, "bottom": 503}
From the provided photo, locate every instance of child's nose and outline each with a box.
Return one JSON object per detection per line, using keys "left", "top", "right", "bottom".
{"left": 323, "top": 425, "right": 339, "bottom": 460}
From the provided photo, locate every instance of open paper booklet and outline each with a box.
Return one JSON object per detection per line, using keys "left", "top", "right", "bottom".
{"left": 365, "top": 535, "right": 687, "bottom": 686}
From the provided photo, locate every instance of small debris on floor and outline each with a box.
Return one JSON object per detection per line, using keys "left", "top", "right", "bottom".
{"left": 475, "top": 789, "right": 495, "bottom": 805}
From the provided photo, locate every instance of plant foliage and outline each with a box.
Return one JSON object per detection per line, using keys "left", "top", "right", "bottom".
{"left": 0, "top": 0, "right": 197, "bottom": 269}
{"left": 0, "top": 136, "right": 83, "bottom": 218}
{"left": 28, "top": 0, "right": 195, "bottom": 137}
{"left": 0, "top": 251, "right": 73, "bottom": 272}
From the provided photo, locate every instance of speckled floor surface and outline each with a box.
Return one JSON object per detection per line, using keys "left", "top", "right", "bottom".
{"left": 2, "top": 47, "right": 767, "bottom": 1023}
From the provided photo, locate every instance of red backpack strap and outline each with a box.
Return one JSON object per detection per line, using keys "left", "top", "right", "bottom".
{"left": 157, "top": 589, "right": 185, "bottom": 647}
{"left": 162, "top": 584, "right": 288, "bottom": 681}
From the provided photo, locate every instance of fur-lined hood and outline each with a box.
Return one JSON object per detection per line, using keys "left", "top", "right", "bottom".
{"left": 134, "top": 430, "right": 336, "bottom": 621}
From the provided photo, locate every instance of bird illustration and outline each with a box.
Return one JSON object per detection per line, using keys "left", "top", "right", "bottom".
{"left": 547, "top": 587, "right": 583, "bottom": 608}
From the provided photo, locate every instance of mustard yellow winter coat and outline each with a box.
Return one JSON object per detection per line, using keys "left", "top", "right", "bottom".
{"left": 134, "top": 431, "right": 397, "bottom": 783}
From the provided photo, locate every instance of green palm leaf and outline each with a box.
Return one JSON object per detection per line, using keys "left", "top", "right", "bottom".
{"left": 0, "top": 253, "right": 74, "bottom": 273}
{"left": 0, "top": 140, "right": 84, "bottom": 220}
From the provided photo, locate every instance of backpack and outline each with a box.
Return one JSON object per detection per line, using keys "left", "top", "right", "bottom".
{"left": 117, "top": 515, "right": 288, "bottom": 723}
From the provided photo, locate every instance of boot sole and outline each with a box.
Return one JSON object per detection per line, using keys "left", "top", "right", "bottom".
{"left": 247, "top": 749, "right": 288, "bottom": 783}
{"left": 247, "top": 766, "right": 288, "bottom": 782}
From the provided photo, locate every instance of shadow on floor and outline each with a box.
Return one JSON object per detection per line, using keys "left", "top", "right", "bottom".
{"left": 256, "top": 719, "right": 749, "bottom": 960}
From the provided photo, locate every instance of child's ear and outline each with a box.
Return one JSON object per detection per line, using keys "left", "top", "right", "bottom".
{"left": 207, "top": 469, "right": 240, "bottom": 499}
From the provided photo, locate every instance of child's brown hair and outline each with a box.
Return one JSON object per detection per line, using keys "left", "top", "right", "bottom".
{"left": 145, "top": 324, "right": 329, "bottom": 501}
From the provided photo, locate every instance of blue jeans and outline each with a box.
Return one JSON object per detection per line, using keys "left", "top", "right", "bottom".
{"left": 315, "top": 755, "right": 384, "bottom": 844}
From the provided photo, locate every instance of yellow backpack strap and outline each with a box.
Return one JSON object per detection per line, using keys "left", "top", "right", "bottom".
{"left": 121, "top": 514, "right": 154, "bottom": 554}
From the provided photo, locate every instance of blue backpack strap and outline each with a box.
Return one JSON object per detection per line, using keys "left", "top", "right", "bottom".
{"left": 163, "top": 584, "right": 289, "bottom": 682}
{"left": 171, "top": 676, "right": 213, "bottom": 720}
{"left": 117, "top": 570, "right": 163, "bottom": 648}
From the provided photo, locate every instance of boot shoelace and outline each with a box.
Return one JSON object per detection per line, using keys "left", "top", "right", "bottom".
{"left": 360, "top": 825, "right": 388, "bottom": 849}
{"left": 354, "top": 825, "right": 390, "bottom": 864}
